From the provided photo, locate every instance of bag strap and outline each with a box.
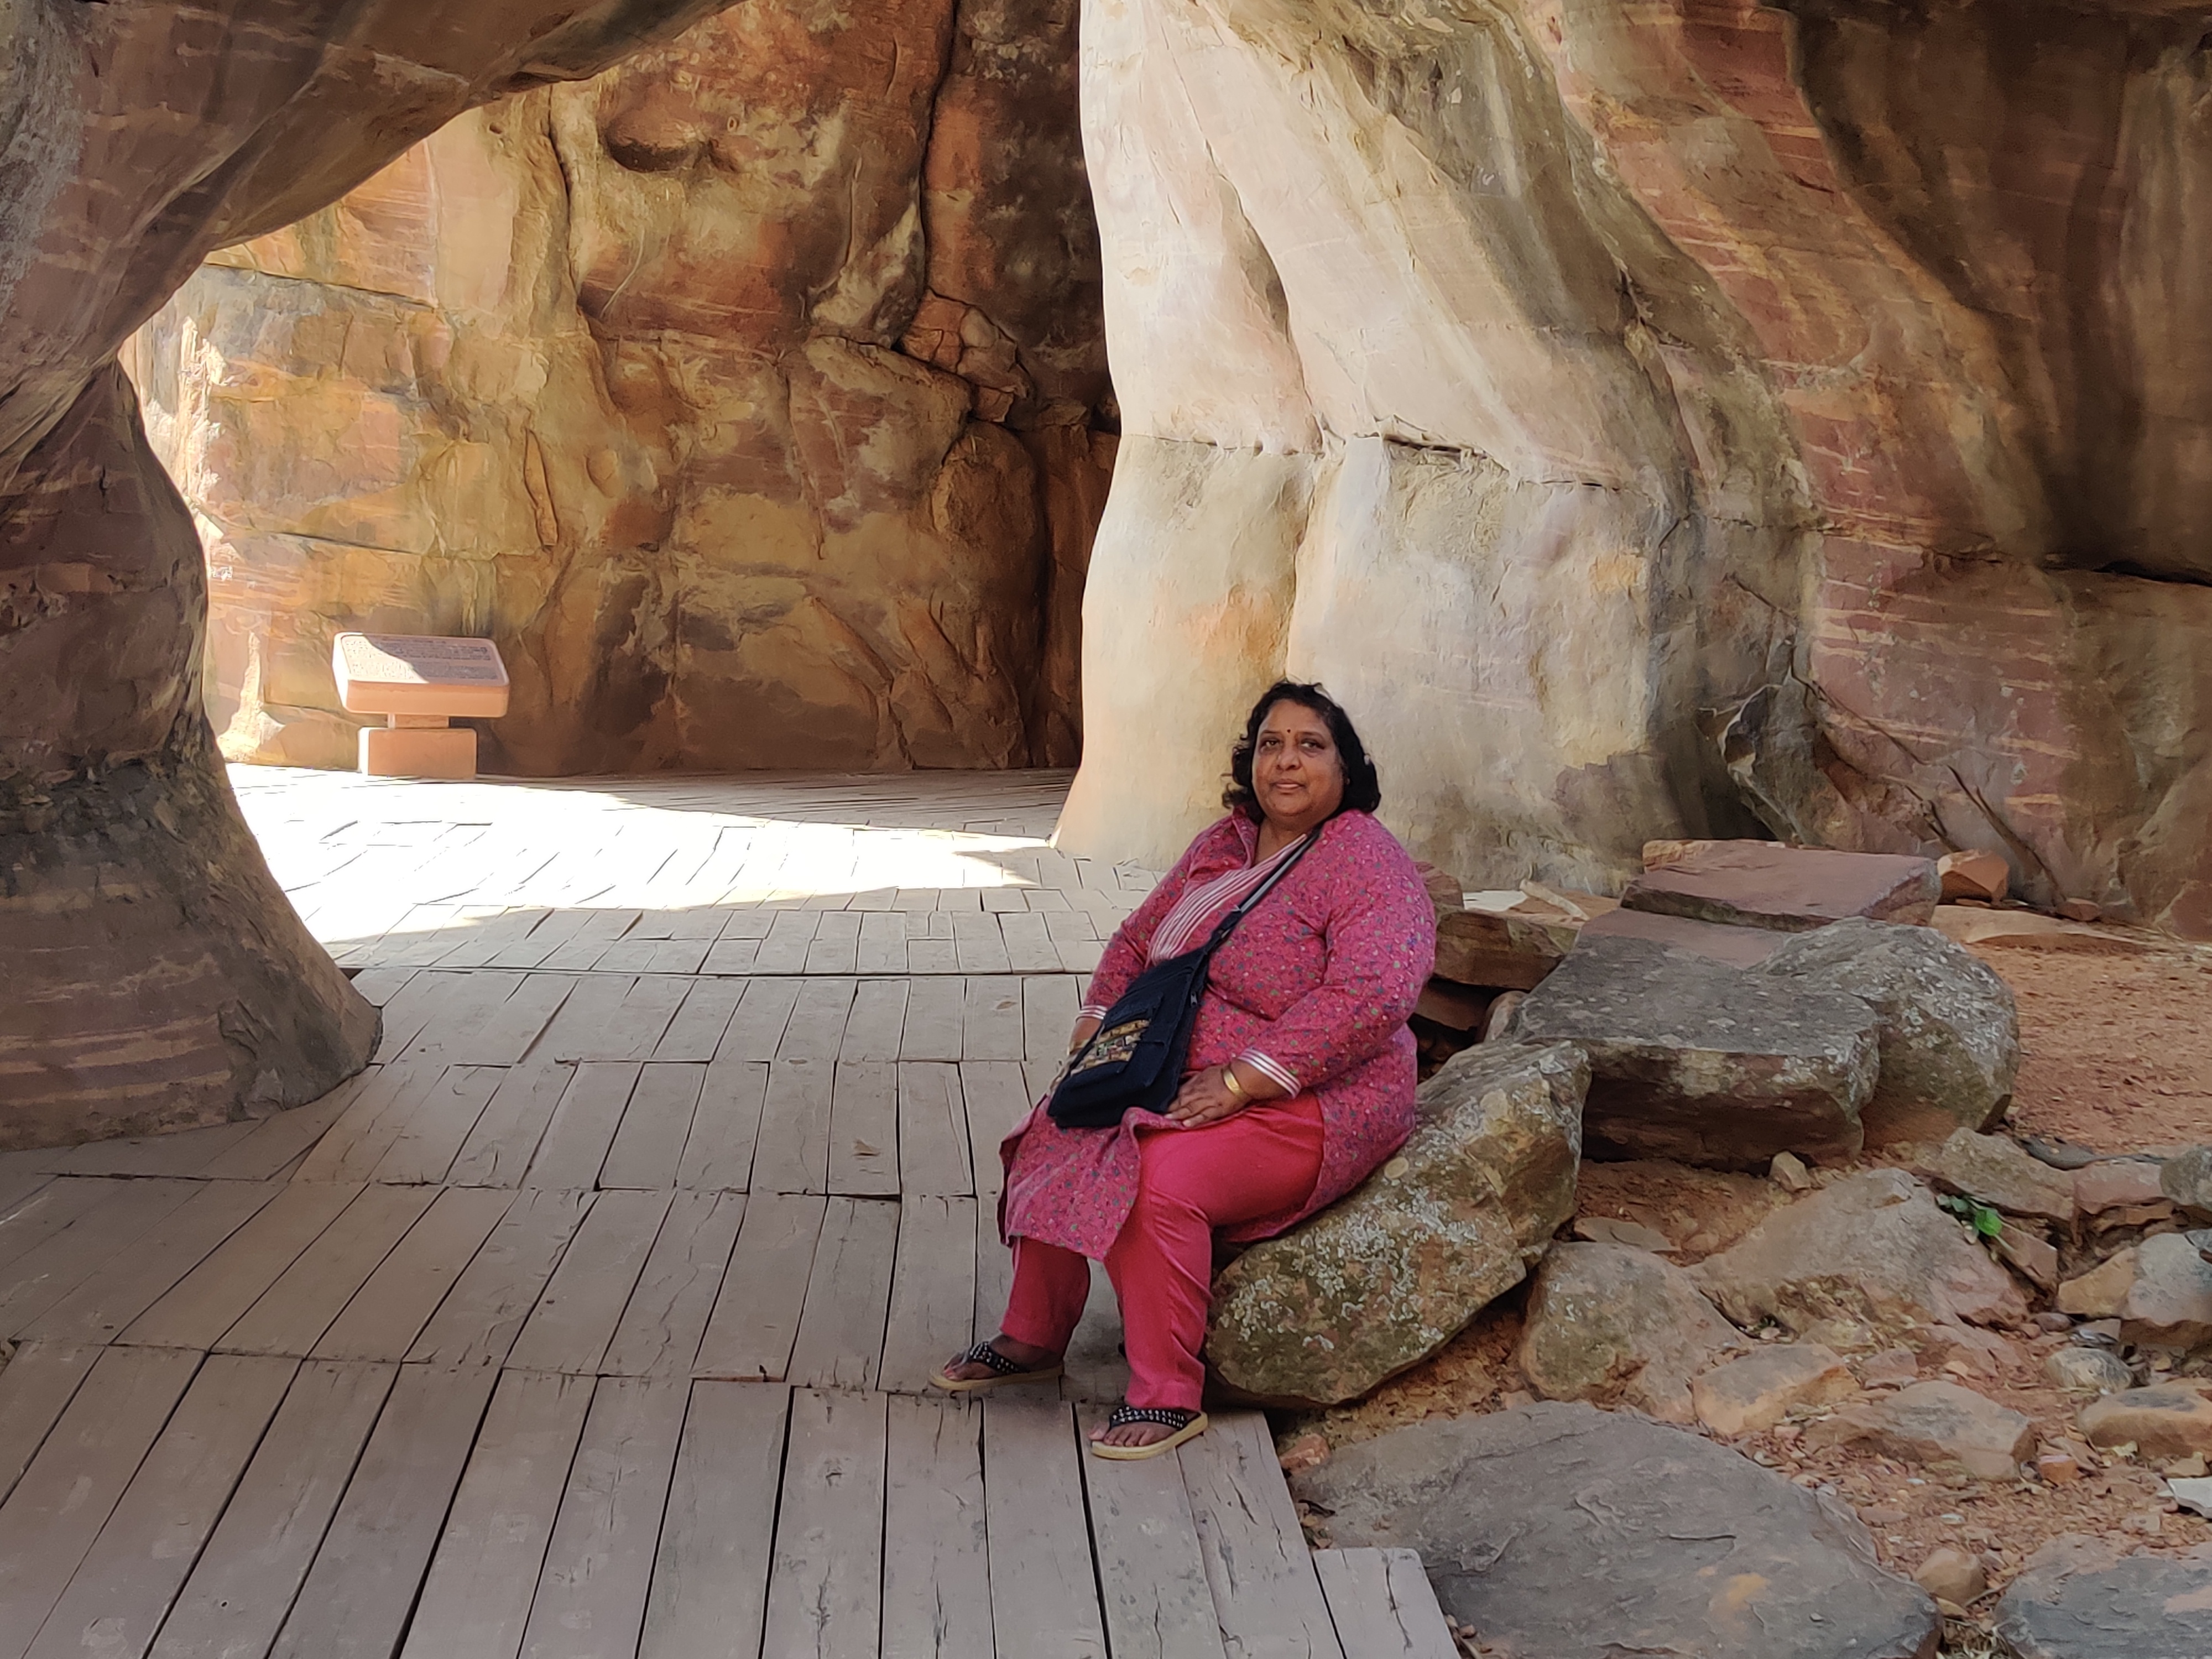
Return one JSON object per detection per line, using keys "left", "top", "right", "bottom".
{"left": 1194, "top": 829, "right": 1316, "bottom": 957}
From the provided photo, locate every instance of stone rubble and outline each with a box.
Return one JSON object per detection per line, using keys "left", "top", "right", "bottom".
{"left": 2056, "top": 1234, "right": 2212, "bottom": 1349}
{"left": 1938, "top": 849, "right": 2011, "bottom": 904}
{"left": 2077, "top": 1384, "right": 2212, "bottom": 1458}
{"left": 1691, "top": 1343, "right": 1856, "bottom": 1437}
{"left": 1805, "top": 1379, "right": 2037, "bottom": 1480}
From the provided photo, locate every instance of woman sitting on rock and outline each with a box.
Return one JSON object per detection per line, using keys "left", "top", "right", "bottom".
{"left": 934, "top": 681, "right": 1435, "bottom": 1456}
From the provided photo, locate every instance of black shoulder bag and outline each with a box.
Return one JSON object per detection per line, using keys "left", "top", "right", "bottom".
{"left": 1046, "top": 834, "right": 1314, "bottom": 1129}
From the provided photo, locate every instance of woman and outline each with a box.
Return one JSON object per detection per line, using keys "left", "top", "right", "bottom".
{"left": 934, "top": 681, "right": 1435, "bottom": 1456}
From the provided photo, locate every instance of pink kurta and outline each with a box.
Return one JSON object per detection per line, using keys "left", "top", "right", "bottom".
{"left": 1000, "top": 808, "right": 1435, "bottom": 1260}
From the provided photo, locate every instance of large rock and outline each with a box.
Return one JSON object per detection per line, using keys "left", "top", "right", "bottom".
{"left": 1052, "top": 0, "right": 2212, "bottom": 947}
{"left": 1517, "top": 1243, "right": 1740, "bottom": 1424}
{"left": 2077, "top": 1383, "right": 2212, "bottom": 1458}
{"left": 1804, "top": 1380, "right": 2036, "bottom": 1480}
{"left": 1994, "top": 1533, "right": 2212, "bottom": 1658}
{"left": 2057, "top": 1234, "right": 2212, "bottom": 1349}
{"left": 128, "top": 0, "right": 1112, "bottom": 776}
{"left": 1509, "top": 934, "right": 1878, "bottom": 1168}
{"left": 1692, "top": 1170, "right": 2029, "bottom": 1344}
{"left": 1755, "top": 921, "right": 2022, "bottom": 1147}
{"left": 1623, "top": 843, "right": 1941, "bottom": 932}
{"left": 1574, "top": 906, "right": 1787, "bottom": 967}
{"left": 1692, "top": 1343, "right": 1857, "bottom": 1437}
{"left": 1292, "top": 1403, "right": 1941, "bottom": 1659}
{"left": 1206, "top": 1042, "right": 1588, "bottom": 1406}
{"left": 1920, "top": 1129, "right": 2074, "bottom": 1224}
{"left": 2163, "top": 1147, "right": 2212, "bottom": 1218}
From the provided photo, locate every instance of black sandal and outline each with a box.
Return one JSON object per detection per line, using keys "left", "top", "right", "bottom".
{"left": 930, "top": 1340, "right": 1065, "bottom": 1394}
{"left": 1089, "top": 1402, "right": 1209, "bottom": 1460}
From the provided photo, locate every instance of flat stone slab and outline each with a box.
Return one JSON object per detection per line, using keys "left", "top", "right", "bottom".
{"left": 1510, "top": 934, "right": 1878, "bottom": 1168}
{"left": 1293, "top": 1402, "right": 1940, "bottom": 1659}
{"left": 1433, "top": 907, "right": 1572, "bottom": 989}
{"left": 1622, "top": 841, "right": 1939, "bottom": 932}
{"left": 332, "top": 632, "right": 511, "bottom": 717}
{"left": 1756, "top": 919, "right": 2020, "bottom": 1147}
{"left": 1805, "top": 1379, "right": 2034, "bottom": 1480}
{"left": 1993, "top": 1533, "right": 2212, "bottom": 1658}
{"left": 1207, "top": 1042, "right": 1588, "bottom": 1406}
{"left": 1575, "top": 906, "right": 1786, "bottom": 966}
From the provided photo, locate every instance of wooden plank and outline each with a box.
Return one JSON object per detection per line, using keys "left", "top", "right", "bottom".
{"left": 1181, "top": 1411, "right": 1345, "bottom": 1659}
{"left": 981, "top": 1398, "right": 1108, "bottom": 1658}
{"left": 533, "top": 973, "right": 638, "bottom": 1062}
{"left": 368, "top": 972, "right": 454, "bottom": 1062}
{"left": 0, "top": 1178, "right": 201, "bottom": 1338}
{"left": 388, "top": 970, "right": 525, "bottom": 1066}
{"left": 399, "top": 1370, "right": 597, "bottom": 1659}
{"left": 759, "top": 1389, "right": 886, "bottom": 1659}
{"left": 1061, "top": 1259, "right": 1128, "bottom": 1405}
{"left": 346, "top": 967, "right": 418, "bottom": 1006}
{"left": 119, "top": 1181, "right": 364, "bottom": 1352}
{"left": 524, "top": 1062, "right": 641, "bottom": 1190}
{"left": 786, "top": 1196, "right": 899, "bottom": 1392}
{"left": 293, "top": 1064, "right": 446, "bottom": 1183}
{"left": 957, "top": 1062, "right": 1032, "bottom": 1200}
{"left": 714, "top": 978, "right": 800, "bottom": 1062}
{"left": 856, "top": 911, "right": 907, "bottom": 975}
{"left": 1310, "top": 1550, "right": 1455, "bottom": 1659}
{"left": 1023, "top": 976, "right": 1083, "bottom": 1062}
{"left": 507, "top": 1190, "right": 671, "bottom": 1375}
{"left": 24, "top": 1354, "right": 296, "bottom": 1659}
{"left": 749, "top": 1057, "right": 833, "bottom": 1195}
{"left": 804, "top": 911, "right": 862, "bottom": 974}
{"left": 1080, "top": 1404, "right": 1229, "bottom": 1659}
{"left": 674, "top": 1059, "right": 766, "bottom": 1192}
{"left": 264, "top": 1363, "right": 500, "bottom": 1659}
{"left": 0, "top": 1346, "right": 202, "bottom": 1659}
{"left": 652, "top": 979, "right": 744, "bottom": 1062}
{"left": 447, "top": 1063, "right": 574, "bottom": 1187}
{"left": 580, "top": 975, "right": 691, "bottom": 1062}
{"left": 952, "top": 912, "right": 1013, "bottom": 975}
{"left": 518, "top": 1376, "right": 688, "bottom": 1659}
{"left": 881, "top": 1394, "right": 992, "bottom": 1659}
{"left": 776, "top": 978, "right": 858, "bottom": 1062}
{"left": 218, "top": 1184, "right": 439, "bottom": 1357}
{"left": 371, "top": 1064, "right": 507, "bottom": 1185}
{"left": 961, "top": 978, "right": 1026, "bottom": 1062}
{"left": 839, "top": 978, "right": 909, "bottom": 1062}
{"left": 23, "top": 1179, "right": 281, "bottom": 1345}
{"left": 0, "top": 1343, "right": 99, "bottom": 1506}
{"left": 311, "top": 1186, "right": 514, "bottom": 1361}
{"left": 637, "top": 1381, "right": 786, "bottom": 1659}
{"left": 693, "top": 1192, "right": 826, "bottom": 1381}
{"left": 600, "top": 1063, "right": 707, "bottom": 1189}
{"left": 601, "top": 1191, "right": 743, "bottom": 1379}
{"left": 39, "top": 1120, "right": 254, "bottom": 1178}
{"left": 455, "top": 973, "right": 577, "bottom": 1066}
{"left": 0, "top": 1178, "right": 111, "bottom": 1276}
{"left": 879, "top": 1195, "right": 978, "bottom": 1394}
{"left": 828, "top": 1061, "right": 899, "bottom": 1197}
{"left": 1000, "top": 911, "right": 1062, "bottom": 972}
{"left": 974, "top": 1198, "right": 1014, "bottom": 1357}
{"left": 900, "top": 978, "right": 964, "bottom": 1061}
{"left": 197, "top": 1072, "right": 377, "bottom": 1182}
{"left": 405, "top": 1188, "right": 594, "bottom": 1372}
{"left": 750, "top": 910, "right": 818, "bottom": 973}
{"left": 896, "top": 1062, "right": 972, "bottom": 1197}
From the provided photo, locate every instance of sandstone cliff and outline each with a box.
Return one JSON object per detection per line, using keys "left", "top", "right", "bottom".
{"left": 1057, "top": 0, "right": 2212, "bottom": 941}
{"left": 127, "top": 0, "right": 1111, "bottom": 775}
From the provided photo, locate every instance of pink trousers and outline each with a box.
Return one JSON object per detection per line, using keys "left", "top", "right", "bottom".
{"left": 999, "top": 1095, "right": 1325, "bottom": 1410}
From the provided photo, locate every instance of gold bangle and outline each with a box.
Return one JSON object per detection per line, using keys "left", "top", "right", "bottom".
{"left": 1219, "top": 1065, "right": 1250, "bottom": 1102}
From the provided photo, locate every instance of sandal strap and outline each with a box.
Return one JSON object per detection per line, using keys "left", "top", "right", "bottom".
{"left": 958, "top": 1341, "right": 1027, "bottom": 1378}
{"left": 1108, "top": 1404, "right": 1200, "bottom": 1430}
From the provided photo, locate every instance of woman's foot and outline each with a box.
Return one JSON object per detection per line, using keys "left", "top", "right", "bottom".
{"left": 931, "top": 1335, "right": 1063, "bottom": 1393}
{"left": 1088, "top": 1404, "right": 1208, "bottom": 1459}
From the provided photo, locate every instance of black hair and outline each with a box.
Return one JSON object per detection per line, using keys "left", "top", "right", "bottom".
{"left": 1222, "top": 680, "right": 1383, "bottom": 823}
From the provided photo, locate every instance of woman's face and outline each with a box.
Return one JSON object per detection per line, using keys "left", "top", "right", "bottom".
{"left": 1251, "top": 700, "right": 1346, "bottom": 833}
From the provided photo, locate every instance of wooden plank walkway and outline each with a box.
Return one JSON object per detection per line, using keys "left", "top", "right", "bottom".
{"left": 0, "top": 769, "right": 1449, "bottom": 1659}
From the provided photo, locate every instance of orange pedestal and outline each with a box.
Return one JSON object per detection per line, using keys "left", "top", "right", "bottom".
{"left": 359, "top": 724, "right": 477, "bottom": 779}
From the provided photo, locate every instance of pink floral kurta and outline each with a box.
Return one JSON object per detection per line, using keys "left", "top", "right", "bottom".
{"left": 1000, "top": 809, "right": 1436, "bottom": 1260}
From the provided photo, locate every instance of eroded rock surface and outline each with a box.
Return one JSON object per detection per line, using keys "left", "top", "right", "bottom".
{"left": 127, "top": 0, "right": 1111, "bottom": 775}
{"left": 1517, "top": 1243, "right": 1740, "bottom": 1424}
{"left": 1207, "top": 1042, "right": 1587, "bottom": 1406}
{"left": 1293, "top": 1402, "right": 1942, "bottom": 1659}
{"left": 1994, "top": 1533, "right": 2212, "bottom": 1658}
{"left": 1804, "top": 1380, "right": 2036, "bottom": 1480}
{"left": 1510, "top": 934, "right": 1879, "bottom": 1168}
{"left": 1756, "top": 921, "right": 2022, "bottom": 1147}
{"left": 1692, "top": 1170, "right": 2028, "bottom": 1344}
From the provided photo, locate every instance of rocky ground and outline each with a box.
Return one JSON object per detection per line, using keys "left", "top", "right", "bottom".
{"left": 1238, "top": 846, "right": 2212, "bottom": 1658}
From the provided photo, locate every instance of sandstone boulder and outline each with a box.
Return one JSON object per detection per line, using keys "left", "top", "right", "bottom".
{"left": 1509, "top": 935, "right": 1878, "bottom": 1168}
{"left": 1938, "top": 850, "right": 2010, "bottom": 904}
{"left": 1920, "top": 1128, "right": 2074, "bottom": 1223}
{"left": 2075, "top": 1159, "right": 2167, "bottom": 1215}
{"left": 1691, "top": 1343, "right": 1857, "bottom": 1437}
{"left": 1621, "top": 843, "right": 1941, "bottom": 932}
{"left": 1692, "top": 1170, "right": 2029, "bottom": 1344}
{"left": 1292, "top": 1403, "right": 1940, "bottom": 1659}
{"left": 1804, "top": 1380, "right": 2035, "bottom": 1480}
{"left": 1994, "top": 1534, "right": 2212, "bottom": 1659}
{"left": 2078, "top": 1384, "right": 2212, "bottom": 1458}
{"left": 1913, "top": 1546, "right": 1987, "bottom": 1606}
{"left": 2057, "top": 1234, "right": 2212, "bottom": 1349}
{"left": 2043, "top": 1347, "right": 2136, "bottom": 1395}
{"left": 1573, "top": 906, "right": 1787, "bottom": 967}
{"left": 2162, "top": 1146, "right": 2212, "bottom": 1218}
{"left": 1756, "top": 921, "right": 2021, "bottom": 1147}
{"left": 1516, "top": 1243, "right": 1741, "bottom": 1424}
{"left": 1206, "top": 1042, "right": 1587, "bottom": 1406}
{"left": 1432, "top": 907, "right": 1571, "bottom": 990}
